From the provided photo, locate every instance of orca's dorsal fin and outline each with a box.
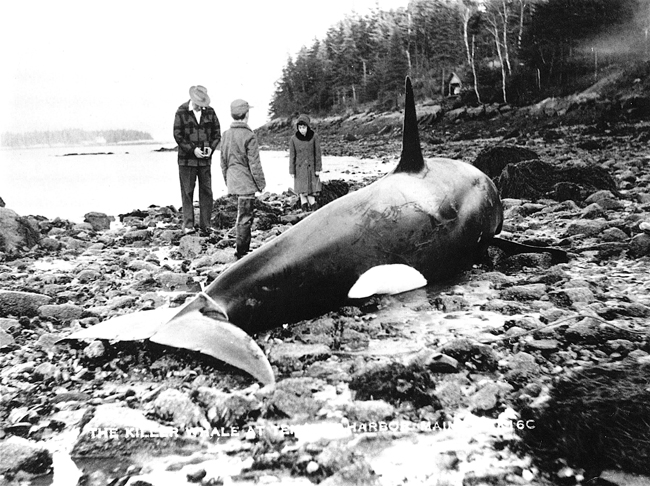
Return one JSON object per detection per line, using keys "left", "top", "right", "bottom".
{"left": 394, "top": 76, "right": 425, "bottom": 174}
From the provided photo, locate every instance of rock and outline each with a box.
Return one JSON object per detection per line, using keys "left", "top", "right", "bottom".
{"left": 0, "top": 436, "right": 53, "bottom": 476}
{"left": 504, "top": 352, "right": 540, "bottom": 384}
{"left": 84, "top": 212, "right": 112, "bottom": 231}
{"left": 564, "top": 318, "right": 604, "bottom": 344}
{"left": 500, "top": 283, "right": 547, "bottom": 301}
{"left": 601, "top": 227, "right": 628, "bottom": 242}
{"left": 155, "top": 272, "right": 201, "bottom": 292}
{"left": 549, "top": 287, "right": 596, "bottom": 307}
{"left": 467, "top": 105, "right": 485, "bottom": 119}
{"left": 269, "top": 378, "right": 324, "bottom": 419}
{"left": 0, "top": 329, "right": 15, "bottom": 348}
{"left": 629, "top": 233, "right": 650, "bottom": 257}
{"left": 194, "top": 387, "right": 262, "bottom": 427}
{"left": 0, "top": 317, "right": 20, "bottom": 332}
{"left": 40, "top": 237, "right": 63, "bottom": 251}
{"left": 563, "top": 219, "right": 609, "bottom": 238}
{"left": 604, "top": 339, "right": 636, "bottom": 355}
{"left": 495, "top": 160, "right": 617, "bottom": 201}
{"left": 38, "top": 303, "right": 85, "bottom": 322}
{"left": 317, "top": 445, "right": 375, "bottom": 485}
{"left": 153, "top": 388, "right": 204, "bottom": 428}
{"left": 430, "top": 295, "right": 469, "bottom": 312}
{"left": 35, "top": 333, "right": 64, "bottom": 352}
{"left": 424, "top": 353, "right": 460, "bottom": 373}
{"left": 34, "top": 362, "right": 59, "bottom": 381}
{"left": 179, "top": 236, "right": 205, "bottom": 259}
{"left": 186, "top": 469, "right": 207, "bottom": 483}
{"left": 470, "top": 382, "right": 502, "bottom": 412}
{"left": 72, "top": 222, "right": 95, "bottom": 234}
{"left": 345, "top": 400, "right": 395, "bottom": 422}
{"left": 269, "top": 343, "right": 332, "bottom": 373}
{"left": 77, "top": 269, "right": 102, "bottom": 283}
{"left": 525, "top": 339, "right": 560, "bottom": 353}
{"left": 581, "top": 203, "right": 606, "bottom": 219}
{"left": 0, "top": 207, "right": 41, "bottom": 253}
{"left": 0, "top": 290, "right": 52, "bottom": 317}
{"left": 159, "top": 229, "right": 182, "bottom": 243}
{"left": 122, "top": 229, "right": 151, "bottom": 243}
{"left": 496, "top": 253, "right": 555, "bottom": 273}
{"left": 61, "top": 236, "right": 90, "bottom": 250}
{"left": 73, "top": 404, "right": 180, "bottom": 458}
{"left": 83, "top": 340, "right": 106, "bottom": 359}
{"left": 433, "top": 378, "right": 468, "bottom": 409}
{"left": 446, "top": 107, "right": 466, "bottom": 122}
{"left": 439, "top": 338, "right": 499, "bottom": 371}
{"left": 584, "top": 190, "right": 616, "bottom": 204}
{"left": 554, "top": 182, "right": 582, "bottom": 202}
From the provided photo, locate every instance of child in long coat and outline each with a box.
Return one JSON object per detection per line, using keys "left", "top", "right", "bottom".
{"left": 289, "top": 114, "right": 322, "bottom": 211}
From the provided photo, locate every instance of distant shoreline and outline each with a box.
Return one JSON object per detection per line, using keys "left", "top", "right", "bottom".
{"left": 0, "top": 140, "right": 172, "bottom": 151}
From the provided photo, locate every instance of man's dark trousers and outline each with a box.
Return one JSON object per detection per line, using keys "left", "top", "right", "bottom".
{"left": 179, "top": 165, "right": 213, "bottom": 231}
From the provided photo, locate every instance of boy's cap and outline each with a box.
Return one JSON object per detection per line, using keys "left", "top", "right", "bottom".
{"left": 231, "top": 99, "right": 251, "bottom": 116}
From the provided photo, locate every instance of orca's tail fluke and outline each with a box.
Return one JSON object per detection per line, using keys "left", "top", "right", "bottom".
{"left": 62, "top": 293, "right": 275, "bottom": 386}
{"left": 394, "top": 76, "right": 425, "bottom": 174}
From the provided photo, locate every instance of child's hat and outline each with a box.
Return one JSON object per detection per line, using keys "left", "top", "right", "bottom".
{"left": 231, "top": 99, "right": 251, "bottom": 116}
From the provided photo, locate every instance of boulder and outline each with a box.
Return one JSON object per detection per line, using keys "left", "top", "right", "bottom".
{"left": 472, "top": 146, "right": 539, "bottom": 178}
{"left": 38, "top": 303, "right": 85, "bottom": 322}
{"left": 0, "top": 436, "right": 52, "bottom": 476}
{"left": 0, "top": 207, "right": 40, "bottom": 253}
{"left": 84, "top": 212, "right": 112, "bottom": 231}
{"left": 153, "top": 389, "right": 204, "bottom": 428}
{"left": 630, "top": 233, "right": 650, "bottom": 257}
{"left": 495, "top": 160, "right": 618, "bottom": 201}
{"left": 0, "top": 290, "right": 52, "bottom": 318}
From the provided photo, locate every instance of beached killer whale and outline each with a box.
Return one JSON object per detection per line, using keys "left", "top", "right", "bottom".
{"left": 66, "top": 78, "right": 565, "bottom": 386}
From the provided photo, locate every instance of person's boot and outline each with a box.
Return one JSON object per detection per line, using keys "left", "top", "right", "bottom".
{"left": 310, "top": 201, "right": 319, "bottom": 211}
{"left": 301, "top": 203, "right": 309, "bottom": 212}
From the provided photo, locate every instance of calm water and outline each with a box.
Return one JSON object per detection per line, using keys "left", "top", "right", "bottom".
{"left": 0, "top": 144, "right": 390, "bottom": 222}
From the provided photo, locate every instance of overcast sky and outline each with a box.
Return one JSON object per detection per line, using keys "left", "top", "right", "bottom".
{"left": 1, "top": 0, "right": 408, "bottom": 143}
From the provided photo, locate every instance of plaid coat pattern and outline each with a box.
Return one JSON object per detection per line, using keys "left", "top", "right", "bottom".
{"left": 173, "top": 101, "right": 221, "bottom": 167}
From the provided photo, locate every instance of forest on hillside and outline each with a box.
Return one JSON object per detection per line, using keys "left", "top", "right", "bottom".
{"left": 270, "top": 0, "right": 650, "bottom": 117}
{"left": 1, "top": 129, "right": 153, "bottom": 149}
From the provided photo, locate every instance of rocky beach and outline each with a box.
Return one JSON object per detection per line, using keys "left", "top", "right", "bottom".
{"left": 2, "top": 73, "right": 650, "bottom": 486}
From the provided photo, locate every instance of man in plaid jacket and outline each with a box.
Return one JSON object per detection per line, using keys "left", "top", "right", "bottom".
{"left": 173, "top": 85, "right": 221, "bottom": 236}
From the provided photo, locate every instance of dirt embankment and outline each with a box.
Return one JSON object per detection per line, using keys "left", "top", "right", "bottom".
{"left": 258, "top": 63, "right": 650, "bottom": 164}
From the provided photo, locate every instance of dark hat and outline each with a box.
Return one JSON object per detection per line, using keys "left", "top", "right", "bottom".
{"left": 189, "top": 85, "right": 210, "bottom": 107}
{"left": 297, "top": 114, "right": 311, "bottom": 127}
{"left": 231, "top": 99, "right": 251, "bottom": 117}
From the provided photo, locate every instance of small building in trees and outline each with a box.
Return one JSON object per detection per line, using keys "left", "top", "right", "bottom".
{"left": 447, "top": 73, "right": 463, "bottom": 97}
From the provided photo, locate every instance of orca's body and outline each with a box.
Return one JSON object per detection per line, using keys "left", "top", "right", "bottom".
{"left": 67, "top": 78, "right": 512, "bottom": 386}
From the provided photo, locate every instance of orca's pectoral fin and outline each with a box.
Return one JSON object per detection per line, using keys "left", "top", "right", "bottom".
{"left": 490, "top": 236, "right": 569, "bottom": 263}
{"left": 150, "top": 310, "right": 275, "bottom": 386}
{"left": 348, "top": 264, "right": 427, "bottom": 299}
